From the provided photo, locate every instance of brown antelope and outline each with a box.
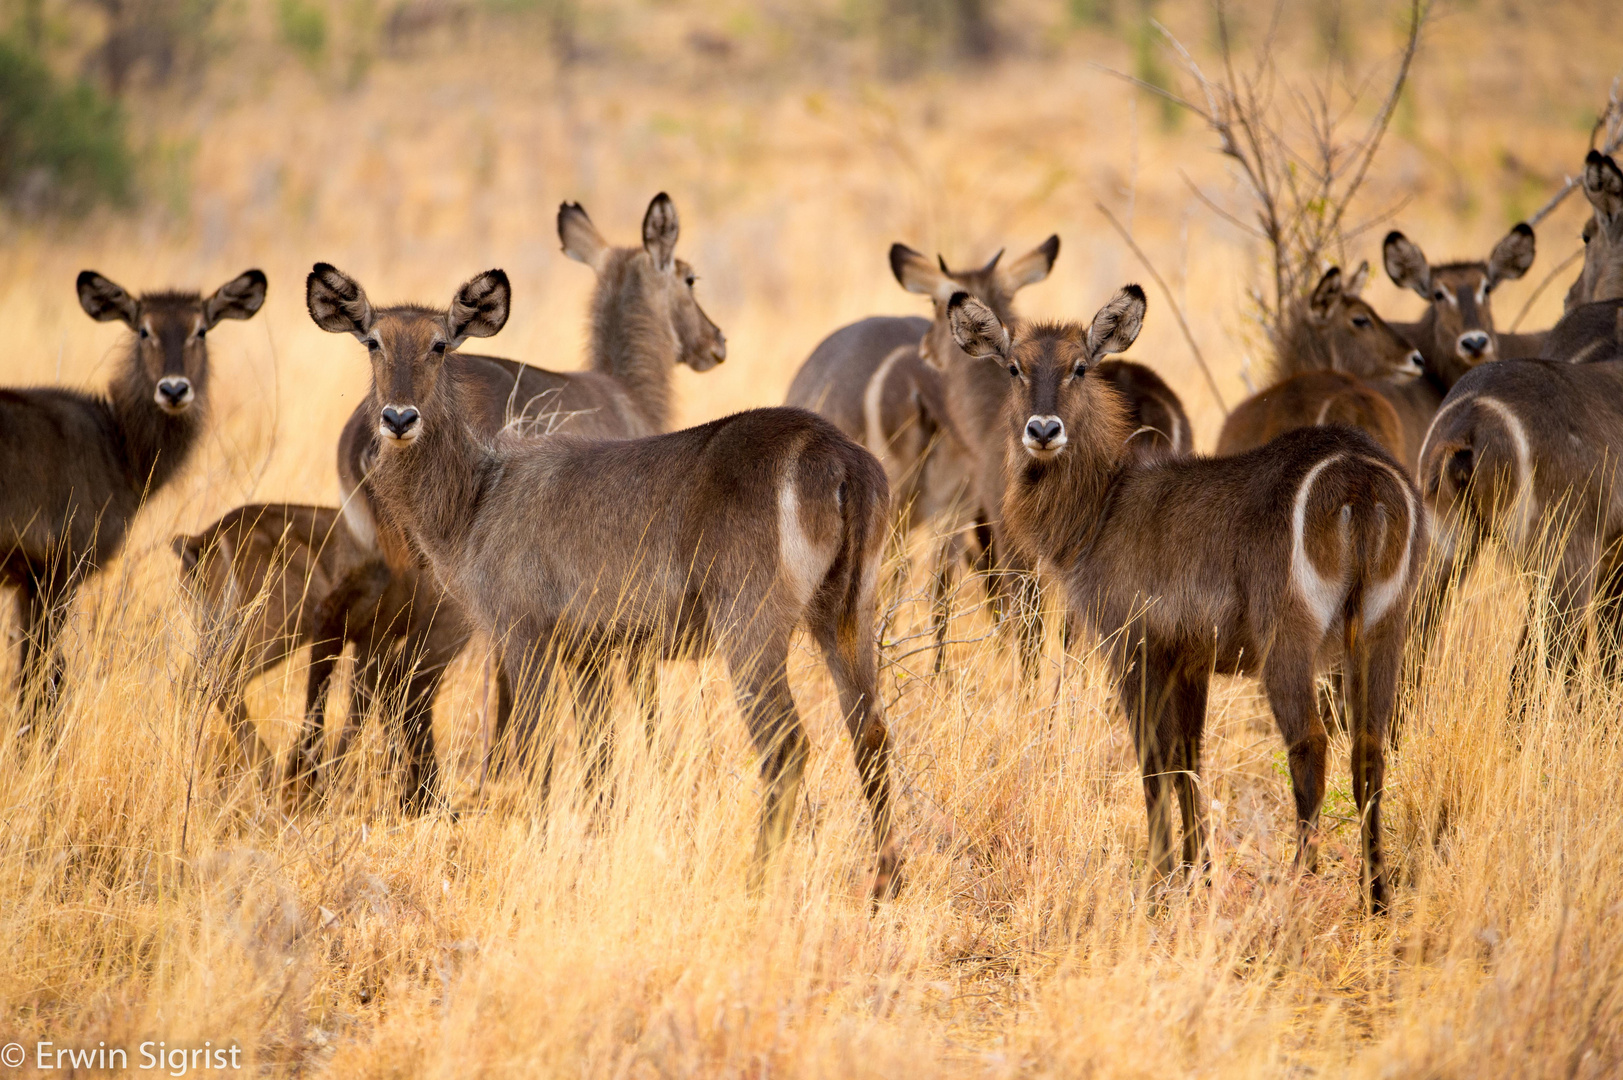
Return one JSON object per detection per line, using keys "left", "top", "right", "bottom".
{"left": 2, "top": 269, "right": 265, "bottom": 724}
{"left": 950, "top": 285, "right": 1423, "bottom": 912}
{"left": 331, "top": 193, "right": 726, "bottom": 803}
{"left": 1219, "top": 264, "right": 1423, "bottom": 459}
{"left": 307, "top": 264, "right": 901, "bottom": 899}
{"left": 1568, "top": 151, "right": 1623, "bottom": 309}
{"left": 1418, "top": 319, "right": 1623, "bottom": 684}
{"left": 1384, "top": 223, "right": 1540, "bottom": 371}
{"left": 173, "top": 504, "right": 459, "bottom": 810}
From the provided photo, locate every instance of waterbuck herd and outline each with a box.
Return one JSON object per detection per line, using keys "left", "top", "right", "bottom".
{"left": 4, "top": 148, "right": 1622, "bottom": 912}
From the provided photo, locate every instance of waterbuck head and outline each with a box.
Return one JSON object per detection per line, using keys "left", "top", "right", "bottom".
{"left": 77, "top": 269, "right": 266, "bottom": 415}
{"left": 948, "top": 285, "right": 1146, "bottom": 464}
{"left": 1568, "top": 150, "right": 1623, "bottom": 310}
{"left": 306, "top": 263, "right": 510, "bottom": 447}
{"left": 1298, "top": 262, "right": 1423, "bottom": 382}
{"left": 558, "top": 192, "right": 726, "bottom": 372}
{"left": 1383, "top": 223, "right": 1536, "bottom": 369}
{"left": 890, "top": 235, "right": 1060, "bottom": 369}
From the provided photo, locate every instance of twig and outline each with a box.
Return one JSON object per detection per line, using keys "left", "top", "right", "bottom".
{"left": 1526, "top": 74, "right": 1623, "bottom": 228}
{"left": 1508, "top": 248, "right": 1584, "bottom": 332}
{"left": 1095, "top": 201, "right": 1228, "bottom": 416}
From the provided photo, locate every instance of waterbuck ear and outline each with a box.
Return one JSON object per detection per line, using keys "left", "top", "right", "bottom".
{"left": 998, "top": 234, "right": 1061, "bottom": 291}
{"left": 77, "top": 271, "right": 138, "bottom": 328}
{"left": 170, "top": 534, "right": 201, "bottom": 572}
{"left": 1308, "top": 265, "right": 1345, "bottom": 320}
{"left": 1086, "top": 284, "right": 1146, "bottom": 359}
{"left": 558, "top": 201, "right": 610, "bottom": 270}
{"left": 204, "top": 269, "right": 268, "bottom": 328}
{"left": 306, "top": 263, "right": 376, "bottom": 339}
{"left": 447, "top": 269, "right": 511, "bottom": 345}
{"left": 947, "top": 292, "right": 1010, "bottom": 360}
{"left": 890, "top": 243, "right": 958, "bottom": 303}
{"left": 1344, "top": 259, "right": 1371, "bottom": 298}
{"left": 642, "top": 192, "right": 680, "bottom": 273}
{"left": 1487, "top": 222, "right": 1536, "bottom": 286}
{"left": 1383, "top": 231, "right": 1432, "bottom": 297}
{"left": 1583, "top": 151, "right": 1623, "bottom": 223}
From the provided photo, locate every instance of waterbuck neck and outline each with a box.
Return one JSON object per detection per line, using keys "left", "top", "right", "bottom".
{"left": 365, "top": 371, "right": 497, "bottom": 578}
{"left": 106, "top": 344, "right": 206, "bottom": 497}
{"left": 586, "top": 251, "right": 679, "bottom": 432}
{"left": 1001, "top": 405, "right": 1127, "bottom": 573}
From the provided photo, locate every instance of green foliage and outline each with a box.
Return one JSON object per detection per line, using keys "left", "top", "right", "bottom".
{"left": 278, "top": 0, "right": 329, "bottom": 62}
{"left": 1132, "top": 2, "right": 1179, "bottom": 132}
{"left": 0, "top": 36, "right": 134, "bottom": 214}
{"left": 1068, "top": 0, "right": 1115, "bottom": 26}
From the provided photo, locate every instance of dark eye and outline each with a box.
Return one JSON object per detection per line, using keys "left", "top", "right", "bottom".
{"left": 1007, "top": 363, "right": 1019, "bottom": 378}
{"left": 431, "top": 341, "right": 447, "bottom": 355}
{"left": 365, "top": 339, "right": 381, "bottom": 352}
{"left": 138, "top": 327, "right": 150, "bottom": 339}
{"left": 196, "top": 327, "right": 207, "bottom": 340}
{"left": 1351, "top": 314, "right": 1371, "bottom": 329}
{"left": 1433, "top": 289, "right": 1448, "bottom": 301}
{"left": 685, "top": 274, "right": 697, "bottom": 288}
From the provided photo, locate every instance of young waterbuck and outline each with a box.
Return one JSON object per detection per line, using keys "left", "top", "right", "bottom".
{"left": 1383, "top": 223, "right": 1540, "bottom": 373}
{"left": 950, "top": 285, "right": 1423, "bottom": 913}
{"left": 1568, "top": 151, "right": 1623, "bottom": 310}
{"left": 2, "top": 269, "right": 265, "bottom": 723}
{"left": 307, "top": 264, "right": 901, "bottom": 899}
{"left": 173, "top": 504, "right": 459, "bottom": 810}
{"left": 331, "top": 193, "right": 725, "bottom": 804}
{"left": 1218, "top": 264, "right": 1422, "bottom": 460}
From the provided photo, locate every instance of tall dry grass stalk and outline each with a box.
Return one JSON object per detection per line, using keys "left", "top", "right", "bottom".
{"left": 3, "top": 2, "right": 1622, "bottom": 1075}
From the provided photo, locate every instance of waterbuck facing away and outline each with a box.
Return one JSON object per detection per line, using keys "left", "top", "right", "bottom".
{"left": 950, "top": 285, "right": 1424, "bottom": 912}
{"left": 2, "top": 269, "right": 265, "bottom": 722}
{"left": 1569, "top": 151, "right": 1623, "bottom": 310}
{"left": 307, "top": 264, "right": 901, "bottom": 899}
{"left": 330, "top": 193, "right": 725, "bottom": 810}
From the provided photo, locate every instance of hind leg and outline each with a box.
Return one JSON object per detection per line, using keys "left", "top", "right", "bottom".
{"left": 1170, "top": 667, "right": 1210, "bottom": 877}
{"left": 1116, "top": 638, "right": 1180, "bottom": 882}
{"left": 723, "top": 630, "right": 810, "bottom": 895}
{"left": 808, "top": 598, "right": 901, "bottom": 901}
{"left": 1346, "top": 624, "right": 1401, "bottom": 914}
{"left": 1262, "top": 641, "right": 1328, "bottom": 876}
{"left": 285, "top": 636, "right": 345, "bottom": 806}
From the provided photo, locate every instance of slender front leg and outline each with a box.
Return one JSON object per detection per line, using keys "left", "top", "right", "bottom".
{"left": 725, "top": 632, "right": 809, "bottom": 896}
{"left": 1264, "top": 645, "right": 1328, "bottom": 877}
{"left": 285, "top": 635, "right": 345, "bottom": 807}
{"left": 571, "top": 650, "right": 616, "bottom": 809}
{"left": 1118, "top": 640, "right": 1179, "bottom": 882}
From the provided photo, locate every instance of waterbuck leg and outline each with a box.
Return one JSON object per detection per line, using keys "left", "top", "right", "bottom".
{"left": 502, "top": 627, "right": 562, "bottom": 803}
{"left": 929, "top": 530, "right": 964, "bottom": 676}
{"left": 726, "top": 633, "right": 809, "bottom": 896}
{"left": 285, "top": 634, "right": 345, "bottom": 807}
{"left": 16, "top": 576, "right": 70, "bottom": 731}
{"left": 219, "top": 689, "right": 273, "bottom": 787}
{"left": 1118, "top": 638, "right": 1178, "bottom": 882}
{"left": 1263, "top": 642, "right": 1328, "bottom": 877}
{"left": 628, "top": 647, "right": 662, "bottom": 760}
{"left": 571, "top": 649, "right": 616, "bottom": 809}
{"left": 1171, "top": 667, "right": 1210, "bottom": 878}
{"left": 1346, "top": 622, "right": 1401, "bottom": 914}
{"left": 809, "top": 601, "right": 901, "bottom": 901}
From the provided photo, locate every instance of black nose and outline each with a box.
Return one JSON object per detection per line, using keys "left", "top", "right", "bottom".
{"left": 1459, "top": 332, "right": 1490, "bottom": 357}
{"left": 381, "top": 406, "right": 420, "bottom": 438}
{"left": 156, "top": 377, "right": 191, "bottom": 406}
{"left": 1026, "top": 418, "right": 1063, "bottom": 446}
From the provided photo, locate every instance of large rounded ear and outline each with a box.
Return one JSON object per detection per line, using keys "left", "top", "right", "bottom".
{"left": 890, "top": 243, "right": 958, "bottom": 303}
{"left": 1344, "top": 259, "right": 1371, "bottom": 297}
{"left": 642, "top": 192, "right": 680, "bottom": 273}
{"left": 77, "top": 271, "right": 138, "bottom": 328}
{"left": 946, "top": 291, "right": 1010, "bottom": 360}
{"left": 1086, "top": 284, "right": 1146, "bottom": 359}
{"left": 558, "top": 201, "right": 610, "bottom": 270}
{"left": 1383, "top": 231, "right": 1432, "bottom": 297}
{"left": 998, "top": 234, "right": 1061, "bottom": 292}
{"left": 204, "top": 269, "right": 268, "bottom": 327}
{"left": 447, "top": 269, "right": 510, "bottom": 345}
{"left": 1583, "top": 150, "right": 1623, "bottom": 223}
{"left": 306, "top": 263, "right": 376, "bottom": 339}
{"left": 1487, "top": 222, "right": 1536, "bottom": 286}
{"left": 1308, "top": 265, "right": 1345, "bottom": 320}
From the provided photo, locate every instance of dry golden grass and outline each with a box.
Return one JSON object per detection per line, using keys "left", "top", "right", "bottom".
{"left": 3, "top": 2, "right": 1622, "bottom": 1075}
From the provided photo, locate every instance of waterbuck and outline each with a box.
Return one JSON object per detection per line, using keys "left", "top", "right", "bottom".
{"left": 2, "top": 269, "right": 265, "bottom": 722}
{"left": 331, "top": 193, "right": 725, "bottom": 804}
{"left": 1218, "top": 263, "right": 1423, "bottom": 460}
{"left": 307, "top": 264, "right": 901, "bottom": 899}
{"left": 950, "top": 285, "right": 1423, "bottom": 912}
{"left": 1568, "top": 151, "right": 1623, "bottom": 310}
{"left": 173, "top": 504, "right": 457, "bottom": 809}
{"left": 1418, "top": 314, "right": 1623, "bottom": 684}
{"left": 1384, "top": 223, "right": 1541, "bottom": 372}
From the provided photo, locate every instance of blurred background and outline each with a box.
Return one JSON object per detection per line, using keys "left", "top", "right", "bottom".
{"left": 3, "top": 0, "right": 1619, "bottom": 521}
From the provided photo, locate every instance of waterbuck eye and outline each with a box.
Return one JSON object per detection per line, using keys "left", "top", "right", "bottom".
{"left": 196, "top": 327, "right": 207, "bottom": 340}
{"left": 431, "top": 341, "right": 447, "bottom": 355}
{"left": 365, "top": 339, "right": 381, "bottom": 352}
{"left": 1007, "top": 363, "right": 1019, "bottom": 378}
{"left": 1433, "top": 289, "right": 1448, "bottom": 302}
{"left": 685, "top": 274, "right": 697, "bottom": 288}
{"left": 138, "top": 327, "right": 150, "bottom": 340}
{"left": 1351, "top": 314, "right": 1371, "bottom": 329}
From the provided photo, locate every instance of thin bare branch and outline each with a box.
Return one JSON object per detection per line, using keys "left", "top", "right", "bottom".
{"left": 1526, "top": 74, "right": 1623, "bottom": 228}
{"left": 1508, "top": 248, "right": 1584, "bottom": 332}
{"left": 1095, "top": 201, "right": 1227, "bottom": 416}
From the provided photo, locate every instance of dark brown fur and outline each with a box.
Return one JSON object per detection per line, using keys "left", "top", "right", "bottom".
{"left": 308, "top": 264, "right": 901, "bottom": 900}
{"left": 952, "top": 286, "right": 1423, "bottom": 913}
{"left": 1270, "top": 263, "right": 1425, "bottom": 385}
{"left": 1218, "top": 371, "right": 1406, "bottom": 461}
{"left": 1384, "top": 223, "right": 1540, "bottom": 376}
{"left": 1567, "top": 151, "right": 1623, "bottom": 311}
{"left": 2, "top": 269, "right": 264, "bottom": 722}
